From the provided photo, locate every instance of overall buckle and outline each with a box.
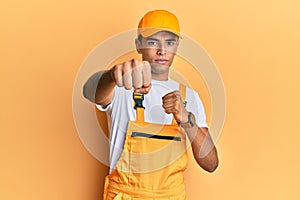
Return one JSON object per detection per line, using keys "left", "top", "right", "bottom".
{"left": 133, "top": 92, "right": 145, "bottom": 109}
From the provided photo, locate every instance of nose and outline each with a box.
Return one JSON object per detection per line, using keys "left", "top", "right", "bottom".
{"left": 156, "top": 44, "right": 167, "bottom": 55}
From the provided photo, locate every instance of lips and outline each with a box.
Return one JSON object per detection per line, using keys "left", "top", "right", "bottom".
{"left": 154, "top": 59, "right": 168, "bottom": 64}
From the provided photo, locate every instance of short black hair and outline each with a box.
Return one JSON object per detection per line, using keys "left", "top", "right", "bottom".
{"left": 137, "top": 34, "right": 143, "bottom": 43}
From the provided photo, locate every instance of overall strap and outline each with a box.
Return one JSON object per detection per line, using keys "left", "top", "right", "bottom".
{"left": 133, "top": 83, "right": 186, "bottom": 124}
{"left": 133, "top": 92, "right": 145, "bottom": 122}
{"left": 171, "top": 83, "right": 186, "bottom": 125}
{"left": 179, "top": 83, "right": 186, "bottom": 106}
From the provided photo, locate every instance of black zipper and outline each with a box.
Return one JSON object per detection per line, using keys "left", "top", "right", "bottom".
{"left": 131, "top": 132, "right": 181, "bottom": 141}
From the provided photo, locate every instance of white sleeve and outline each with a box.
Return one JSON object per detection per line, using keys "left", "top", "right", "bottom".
{"left": 95, "top": 86, "right": 118, "bottom": 112}
{"left": 186, "top": 88, "right": 208, "bottom": 128}
{"left": 96, "top": 103, "right": 112, "bottom": 112}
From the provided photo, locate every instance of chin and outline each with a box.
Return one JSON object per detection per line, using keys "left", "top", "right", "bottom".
{"left": 150, "top": 62, "right": 171, "bottom": 68}
{"left": 150, "top": 63, "right": 170, "bottom": 74}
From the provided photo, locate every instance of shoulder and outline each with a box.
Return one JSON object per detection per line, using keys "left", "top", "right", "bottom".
{"left": 186, "top": 86, "right": 198, "bottom": 97}
{"left": 96, "top": 86, "right": 132, "bottom": 111}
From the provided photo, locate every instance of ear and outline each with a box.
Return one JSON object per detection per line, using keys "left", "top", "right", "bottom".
{"left": 173, "top": 38, "right": 180, "bottom": 54}
{"left": 135, "top": 38, "right": 142, "bottom": 54}
{"left": 176, "top": 38, "right": 180, "bottom": 46}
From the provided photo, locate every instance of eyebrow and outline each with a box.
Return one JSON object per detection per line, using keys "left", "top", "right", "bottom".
{"left": 166, "top": 39, "right": 177, "bottom": 41}
{"left": 145, "top": 38, "right": 159, "bottom": 41}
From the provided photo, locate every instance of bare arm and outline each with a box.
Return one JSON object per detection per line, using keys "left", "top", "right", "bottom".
{"left": 82, "top": 69, "right": 116, "bottom": 106}
{"left": 83, "top": 71, "right": 102, "bottom": 103}
{"left": 162, "top": 91, "right": 218, "bottom": 172}
{"left": 94, "top": 69, "right": 116, "bottom": 106}
{"left": 82, "top": 59, "right": 152, "bottom": 106}
{"left": 184, "top": 126, "right": 218, "bottom": 172}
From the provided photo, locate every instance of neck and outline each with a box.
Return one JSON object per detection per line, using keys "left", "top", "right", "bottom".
{"left": 151, "top": 72, "right": 169, "bottom": 81}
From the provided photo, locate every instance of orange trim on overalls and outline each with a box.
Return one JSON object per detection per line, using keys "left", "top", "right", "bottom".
{"left": 103, "top": 84, "right": 188, "bottom": 200}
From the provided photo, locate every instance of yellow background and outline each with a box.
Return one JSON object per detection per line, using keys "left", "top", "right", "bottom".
{"left": 1, "top": 0, "right": 300, "bottom": 199}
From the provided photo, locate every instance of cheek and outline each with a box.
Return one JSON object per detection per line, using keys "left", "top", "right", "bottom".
{"left": 167, "top": 53, "right": 176, "bottom": 62}
{"left": 141, "top": 49, "right": 156, "bottom": 60}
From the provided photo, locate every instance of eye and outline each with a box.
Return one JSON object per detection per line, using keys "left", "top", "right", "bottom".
{"left": 167, "top": 41, "right": 175, "bottom": 46}
{"left": 147, "top": 41, "right": 157, "bottom": 46}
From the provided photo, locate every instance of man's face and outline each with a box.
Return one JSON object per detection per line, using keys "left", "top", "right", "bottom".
{"left": 136, "top": 31, "right": 179, "bottom": 77}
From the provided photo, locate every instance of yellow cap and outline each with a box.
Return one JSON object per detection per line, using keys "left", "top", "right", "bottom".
{"left": 138, "top": 10, "right": 181, "bottom": 38}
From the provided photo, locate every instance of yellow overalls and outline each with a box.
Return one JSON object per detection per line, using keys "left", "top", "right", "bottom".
{"left": 103, "top": 84, "right": 188, "bottom": 200}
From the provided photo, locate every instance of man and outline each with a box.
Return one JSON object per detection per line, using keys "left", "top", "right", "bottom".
{"left": 83, "top": 9, "right": 218, "bottom": 199}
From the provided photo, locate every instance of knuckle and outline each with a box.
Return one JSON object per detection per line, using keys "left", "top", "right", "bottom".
{"left": 123, "top": 61, "right": 131, "bottom": 69}
{"left": 133, "top": 83, "right": 142, "bottom": 89}
{"left": 172, "top": 94, "right": 177, "bottom": 100}
{"left": 124, "top": 86, "right": 132, "bottom": 90}
{"left": 114, "top": 64, "right": 121, "bottom": 71}
{"left": 133, "top": 65, "right": 142, "bottom": 72}
{"left": 142, "top": 60, "right": 150, "bottom": 66}
{"left": 132, "top": 58, "right": 140, "bottom": 66}
{"left": 124, "top": 82, "right": 132, "bottom": 90}
{"left": 142, "top": 62, "right": 151, "bottom": 70}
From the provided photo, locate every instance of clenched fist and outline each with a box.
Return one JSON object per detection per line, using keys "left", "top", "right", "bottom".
{"left": 162, "top": 91, "right": 189, "bottom": 123}
{"left": 111, "top": 58, "right": 152, "bottom": 94}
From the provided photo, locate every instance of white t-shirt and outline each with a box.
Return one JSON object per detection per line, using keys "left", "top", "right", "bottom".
{"left": 96, "top": 78, "right": 208, "bottom": 173}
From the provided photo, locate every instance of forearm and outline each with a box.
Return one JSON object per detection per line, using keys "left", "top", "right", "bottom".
{"left": 83, "top": 59, "right": 152, "bottom": 105}
{"left": 95, "top": 69, "right": 116, "bottom": 106}
{"left": 184, "top": 126, "right": 219, "bottom": 172}
{"left": 83, "top": 69, "right": 116, "bottom": 105}
{"left": 161, "top": 91, "right": 219, "bottom": 172}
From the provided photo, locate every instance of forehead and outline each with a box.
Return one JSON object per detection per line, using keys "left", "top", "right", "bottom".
{"left": 145, "top": 31, "right": 178, "bottom": 40}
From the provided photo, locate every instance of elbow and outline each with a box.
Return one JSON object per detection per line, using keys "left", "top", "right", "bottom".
{"left": 199, "top": 154, "right": 219, "bottom": 173}
{"left": 197, "top": 146, "right": 219, "bottom": 173}
{"left": 205, "top": 160, "right": 219, "bottom": 173}
{"left": 82, "top": 83, "right": 89, "bottom": 99}
{"left": 82, "top": 80, "right": 98, "bottom": 103}
{"left": 82, "top": 71, "right": 103, "bottom": 103}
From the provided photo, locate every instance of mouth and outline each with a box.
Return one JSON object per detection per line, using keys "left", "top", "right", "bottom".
{"left": 154, "top": 59, "right": 168, "bottom": 64}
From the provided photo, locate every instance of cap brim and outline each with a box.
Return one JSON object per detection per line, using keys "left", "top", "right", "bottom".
{"left": 138, "top": 28, "right": 182, "bottom": 39}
